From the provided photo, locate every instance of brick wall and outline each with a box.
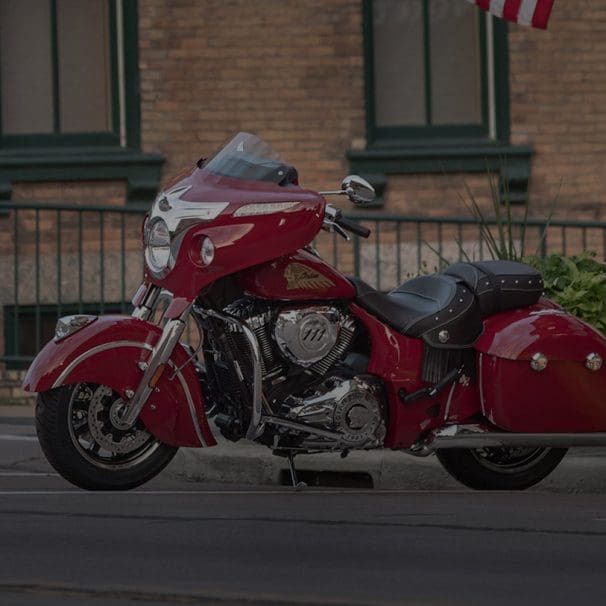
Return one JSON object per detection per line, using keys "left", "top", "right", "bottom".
{"left": 9, "top": 1, "right": 606, "bottom": 218}
{"left": 510, "top": 1, "right": 606, "bottom": 219}
{"left": 11, "top": 182, "right": 126, "bottom": 206}
{"left": 138, "top": 0, "right": 365, "bottom": 194}
{"left": 135, "top": 0, "right": 606, "bottom": 220}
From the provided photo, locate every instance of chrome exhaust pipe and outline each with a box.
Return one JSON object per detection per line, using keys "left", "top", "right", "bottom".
{"left": 427, "top": 424, "right": 606, "bottom": 450}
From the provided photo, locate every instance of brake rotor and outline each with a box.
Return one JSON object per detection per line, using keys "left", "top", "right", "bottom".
{"left": 87, "top": 386, "right": 150, "bottom": 454}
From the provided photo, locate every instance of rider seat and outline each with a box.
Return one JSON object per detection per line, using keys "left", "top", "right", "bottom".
{"left": 349, "top": 260, "right": 543, "bottom": 349}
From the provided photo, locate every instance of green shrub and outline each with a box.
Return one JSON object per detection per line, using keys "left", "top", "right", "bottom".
{"left": 525, "top": 251, "right": 606, "bottom": 332}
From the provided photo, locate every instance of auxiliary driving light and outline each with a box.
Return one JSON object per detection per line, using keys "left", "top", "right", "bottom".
{"left": 201, "top": 237, "right": 215, "bottom": 266}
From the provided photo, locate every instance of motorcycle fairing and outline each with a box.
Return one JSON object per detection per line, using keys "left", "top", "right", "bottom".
{"left": 238, "top": 248, "right": 356, "bottom": 301}
{"left": 476, "top": 303, "right": 606, "bottom": 432}
{"left": 22, "top": 315, "right": 215, "bottom": 448}
{"left": 145, "top": 158, "right": 325, "bottom": 300}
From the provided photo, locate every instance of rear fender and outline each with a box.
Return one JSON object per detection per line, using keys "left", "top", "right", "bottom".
{"left": 23, "top": 315, "right": 215, "bottom": 448}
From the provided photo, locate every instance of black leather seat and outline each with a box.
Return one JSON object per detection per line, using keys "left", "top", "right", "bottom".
{"left": 349, "top": 274, "right": 482, "bottom": 349}
{"left": 444, "top": 260, "right": 543, "bottom": 316}
{"left": 348, "top": 260, "right": 543, "bottom": 349}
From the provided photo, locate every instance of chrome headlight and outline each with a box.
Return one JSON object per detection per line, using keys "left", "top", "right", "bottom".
{"left": 144, "top": 218, "right": 171, "bottom": 273}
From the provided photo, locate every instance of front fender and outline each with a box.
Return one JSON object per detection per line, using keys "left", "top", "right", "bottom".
{"left": 23, "top": 315, "right": 216, "bottom": 448}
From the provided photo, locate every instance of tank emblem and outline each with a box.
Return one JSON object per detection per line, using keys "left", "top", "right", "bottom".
{"left": 284, "top": 263, "right": 335, "bottom": 290}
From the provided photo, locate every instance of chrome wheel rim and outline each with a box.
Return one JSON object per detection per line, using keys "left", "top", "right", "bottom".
{"left": 68, "top": 383, "right": 161, "bottom": 470}
{"left": 469, "top": 447, "right": 551, "bottom": 474}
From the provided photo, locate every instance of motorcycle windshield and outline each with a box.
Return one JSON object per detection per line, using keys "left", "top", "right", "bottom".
{"left": 203, "top": 132, "right": 298, "bottom": 185}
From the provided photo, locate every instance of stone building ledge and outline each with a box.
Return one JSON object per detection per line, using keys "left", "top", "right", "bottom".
{"left": 0, "top": 148, "right": 165, "bottom": 204}
{"left": 348, "top": 142, "right": 534, "bottom": 207}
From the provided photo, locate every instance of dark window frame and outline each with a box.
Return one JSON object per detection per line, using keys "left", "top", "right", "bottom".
{"left": 350, "top": 0, "right": 532, "bottom": 206}
{"left": 0, "top": 0, "right": 139, "bottom": 149}
{"left": 0, "top": 0, "right": 163, "bottom": 203}
{"left": 363, "top": 0, "right": 510, "bottom": 148}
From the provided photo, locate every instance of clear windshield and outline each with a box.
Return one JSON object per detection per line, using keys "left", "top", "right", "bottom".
{"left": 203, "top": 132, "right": 298, "bottom": 185}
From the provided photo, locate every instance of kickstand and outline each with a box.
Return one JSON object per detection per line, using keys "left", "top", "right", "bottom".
{"left": 287, "top": 453, "right": 307, "bottom": 491}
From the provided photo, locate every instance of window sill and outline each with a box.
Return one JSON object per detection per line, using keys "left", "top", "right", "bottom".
{"left": 347, "top": 142, "right": 534, "bottom": 207}
{"left": 0, "top": 147, "right": 165, "bottom": 203}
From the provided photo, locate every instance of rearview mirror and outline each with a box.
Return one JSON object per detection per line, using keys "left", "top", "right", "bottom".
{"left": 341, "top": 175, "right": 375, "bottom": 205}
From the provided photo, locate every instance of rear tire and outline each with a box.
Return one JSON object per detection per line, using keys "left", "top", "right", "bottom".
{"left": 36, "top": 384, "right": 178, "bottom": 490}
{"left": 436, "top": 446, "right": 567, "bottom": 490}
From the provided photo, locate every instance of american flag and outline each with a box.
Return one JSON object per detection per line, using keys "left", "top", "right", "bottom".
{"left": 466, "top": 0, "right": 555, "bottom": 29}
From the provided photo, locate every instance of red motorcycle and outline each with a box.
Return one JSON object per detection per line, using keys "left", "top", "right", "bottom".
{"left": 24, "top": 133, "right": 606, "bottom": 491}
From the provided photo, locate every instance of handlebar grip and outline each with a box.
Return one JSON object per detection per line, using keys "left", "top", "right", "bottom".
{"left": 336, "top": 216, "right": 371, "bottom": 238}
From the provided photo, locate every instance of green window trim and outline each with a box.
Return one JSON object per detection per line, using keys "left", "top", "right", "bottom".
{"left": 0, "top": 1, "right": 164, "bottom": 203}
{"left": 355, "top": 1, "right": 532, "bottom": 206}
{"left": 0, "top": 148, "right": 164, "bottom": 204}
{"left": 348, "top": 144, "right": 534, "bottom": 207}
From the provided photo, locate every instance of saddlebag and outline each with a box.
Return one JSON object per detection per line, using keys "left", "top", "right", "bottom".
{"left": 475, "top": 304, "right": 606, "bottom": 433}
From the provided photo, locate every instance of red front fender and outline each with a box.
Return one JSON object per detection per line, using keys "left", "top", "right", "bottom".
{"left": 23, "top": 315, "right": 216, "bottom": 448}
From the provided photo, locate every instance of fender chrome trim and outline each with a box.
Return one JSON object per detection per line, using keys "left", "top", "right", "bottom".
{"left": 173, "top": 362, "right": 208, "bottom": 447}
{"left": 52, "top": 341, "right": 154, "bottom": 388}
{"left": 479, "top": 352, "right": 486, "bottom": 417}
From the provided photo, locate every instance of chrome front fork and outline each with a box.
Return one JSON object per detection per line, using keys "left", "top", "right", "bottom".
{"left": 115, "top": 286, "right": 187, "bottom": 430}
{"left": 127, "top": 285, "right": 265, "bottom": 440}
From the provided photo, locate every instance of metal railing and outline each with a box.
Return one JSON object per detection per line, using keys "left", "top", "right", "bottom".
{"left": 1, "top": 201, "right": 147, "bottom": 367}
{"left": 2, "top": 200, "right": 606, "bottom": 366}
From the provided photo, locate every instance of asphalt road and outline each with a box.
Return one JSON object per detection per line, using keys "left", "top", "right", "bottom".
{"left": 1, "top": 416, "right": 606, "bottom": 606}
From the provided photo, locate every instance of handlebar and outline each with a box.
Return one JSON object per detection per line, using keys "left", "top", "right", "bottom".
{"left": 334, "top": 215, "right": 371, "bottom": 239}
{"left": 323, "top": 205, "right": 371, "bottom": 239}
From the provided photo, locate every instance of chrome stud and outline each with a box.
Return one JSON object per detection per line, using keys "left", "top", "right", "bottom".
{"left": 586, "top": 353, "right": 603, "bottom": 372}
{"left": 438, "top": 330, "right": 450, "bottom": 343}
{"left": 125, "top": 389, "right": 135, "bottom": 399}
{"left": 530, "top": 353, "right": 548, "bottom": 372}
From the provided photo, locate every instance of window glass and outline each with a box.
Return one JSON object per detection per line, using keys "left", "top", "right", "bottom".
{"left": 0, "top": 0, "right": 120, "bottom": 144}
{"left": 368, "top": 0, "right": 486, "bottom": 136}
{"left": 373, "top": 0, "right": 425, "bottom": 127}
{"left": 57, "top": 0, "right": 113, "bottom": 133}
{"left": 0, "top": 0, "right": 54, "bottom": 134}
{"left": 430, "top": 0, "right": 482, "bottom": 125}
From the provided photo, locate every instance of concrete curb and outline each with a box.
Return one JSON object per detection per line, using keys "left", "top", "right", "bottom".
{"left": 0, "top": 405, "right": 33, "bottom": 418}
{"left": 5, "top": 404, "right": 606, "bottom": 492}
{"left": 168, "top": 434, "right": 606, "bottom": 493}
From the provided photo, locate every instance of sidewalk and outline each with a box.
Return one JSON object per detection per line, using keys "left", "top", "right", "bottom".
{"left": 171, "top": 434, "right": 606, "bottom": 493}
{"left": 4, "top": 403, "right": 606, "bottom": 492}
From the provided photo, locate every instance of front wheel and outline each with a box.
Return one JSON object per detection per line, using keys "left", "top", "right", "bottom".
{"left": 36, "top": 383, "right": 178, "bottom": 490}
{"left": 436, "top": 446, "right": 567, "bottom": 490}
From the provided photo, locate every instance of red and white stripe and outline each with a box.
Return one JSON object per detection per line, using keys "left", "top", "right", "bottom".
{"left": 466, "top": 0, "right": 555, "bottom": 29}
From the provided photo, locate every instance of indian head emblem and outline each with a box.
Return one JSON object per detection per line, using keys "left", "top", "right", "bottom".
{"left": 284, "top": 263, "right": 335, "bottom": 290}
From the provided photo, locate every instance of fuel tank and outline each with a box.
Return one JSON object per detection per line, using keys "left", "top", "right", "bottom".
{"left": 475, "top": 302, "right": 606, "bottom": 432}
{"left": 237, "top": 249, "right": 356, "bottom": 301}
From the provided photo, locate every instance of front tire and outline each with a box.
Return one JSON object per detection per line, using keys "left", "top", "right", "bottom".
{"left": 36, "top": 383, "right": 178, "bottom": 490}
{"left": 436, "top": 446, "right": 567, "bottom": 490}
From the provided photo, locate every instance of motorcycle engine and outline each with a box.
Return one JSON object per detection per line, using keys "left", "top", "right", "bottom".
{"left": 215, "top": 298, "right": 385, "bottom": 450}
{"left": 273, "top": 306, "right": 355, "bottom": 374}
{"left": 284, "top": 374, "right": 386, "bottom": 449}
